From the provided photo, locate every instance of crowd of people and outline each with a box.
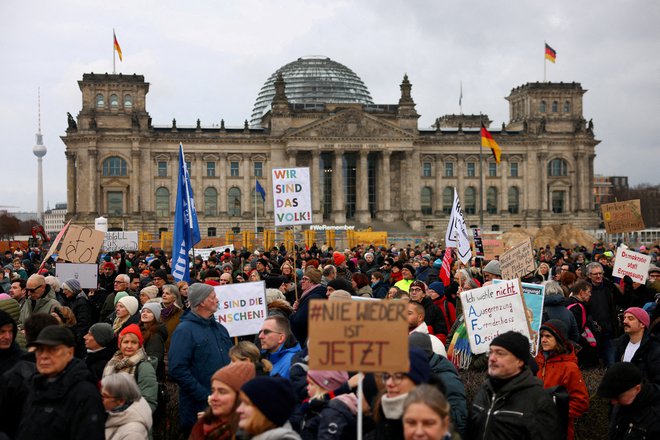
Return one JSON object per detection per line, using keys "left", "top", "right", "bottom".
{"left": 0, "top": 240, "right": 659, "bottom": 439}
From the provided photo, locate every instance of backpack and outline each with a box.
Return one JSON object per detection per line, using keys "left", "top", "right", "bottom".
{"left": 546, "top": 385, "right": 569, "bottom": 437}
{"left": 566, "top": 303, "right": 597, "bottom": 347}
{"left": 134, "top": 360, "right": 169, "bottom": 420}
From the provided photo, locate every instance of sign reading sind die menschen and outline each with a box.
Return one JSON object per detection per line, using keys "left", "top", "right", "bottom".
{"left": 272, "top": 167, "right": 312, "bottom": 226}
{"left": 213, "top": 281, "right": 267, "bottom": 337}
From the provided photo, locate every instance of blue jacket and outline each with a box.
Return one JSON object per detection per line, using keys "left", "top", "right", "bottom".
{"left": 290, "top": 284, "right": 327, "bottom": 346}
{"left": 168, "top": 309, "right": 232, "bottom": 430}
{"left": 263, "top": 335, "right": 301, "bottom": 379}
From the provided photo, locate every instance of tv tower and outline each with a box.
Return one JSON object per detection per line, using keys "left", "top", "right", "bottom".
{"left": 33, "top": 88, "right": 47, "bottom": 218}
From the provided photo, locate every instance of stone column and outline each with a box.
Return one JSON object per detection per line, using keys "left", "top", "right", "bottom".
{"left": 409, "top": 150, "right": 421, "bottom": 219}
{"left": 434, "top": 154, "right": 443, "bottom": 216}
{"left": 456, "top": 155, "right": 465, "bottom": 204}
{"left": 65, "top": 151, "right": 77, "bottom": 215}
{"left": 242, "top": 155, "right": 251, "bottom": 216}
{"left": 131, "top": 147, "right": 140, "bottom": 214}
{"left": 538, "top": 152, "right": 548, "bottom": 211}
{"left": 332, "top": 150, "right": 345, "bottom": 223}
{"left": 588, "top": 154, "right": 596, "bottom": 210}
{"left": 356, "top": 149, "right": 370, "bottom": 223}
{"left": 140, "top": 149, "right": 152, "bottom": 217}
{"left": 88, "top": 149, "right": 97, "bottom": 215}
{"left": 379, "top": 150, "right": 392, "bottom": 219}
{"left": 218, "top": 153, "right": 227, "bottom": 215}
{"left": 525, "top": 152, "right": 537, "bottom": 214}
{"left": 288, "top": 150, "right": 297, "bottom": 167}
{"left": 311, "top": 151, "right": 321, "bottom": 223}
{"left": 500, "top": 155, "right": 508, "bottom": 214}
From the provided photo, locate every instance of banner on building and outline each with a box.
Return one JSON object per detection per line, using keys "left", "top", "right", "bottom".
{"left": 55, "top": 263, "right": 99, "bottom": 289}
{"left": 213, "top": 281, "right": 267, "bottom": 337}
{"left": 612, "top": 246, "right": 652, "bottom": 284}
{"left": 272, "top": 167, "right": 312, "bottom": 226}
{"left": 103, "top": 231, "right": 139, "bottom": 252}
{"left": 500, "top": 238, "right": 535, "bottom": 280}
{"left": 601, "top": 199, "right": 645, "bottom": 234}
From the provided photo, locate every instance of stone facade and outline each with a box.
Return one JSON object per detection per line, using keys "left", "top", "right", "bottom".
{"left": 61, "top": 71, "right": 600, "bottom": 236}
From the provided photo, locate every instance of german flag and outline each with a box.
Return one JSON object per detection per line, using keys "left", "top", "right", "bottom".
{"left": 545, "top": 43, "right": 556, "bottom": 63}
{"left": 114, "top": 30, "right": 123, "bottom": 62}
{"left": 481, "top": 124, "right": 501, "bottom": 164}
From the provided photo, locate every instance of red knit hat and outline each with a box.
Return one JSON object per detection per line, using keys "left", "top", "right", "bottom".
{"left": 118, "top": 323, "right": 144, "bottom": 347}
{"left": 333, "top": 251, "right": 346, "bottom": 266}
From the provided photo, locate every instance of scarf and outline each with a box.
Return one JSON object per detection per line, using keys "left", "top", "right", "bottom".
{"left": 447, "top": 319, "right": 472, "bottom": 370}
{"left": 161, "top": 303, "right": 180, "bottom": 320}
{"left": 334, "top": 393, "right": 358, "bottom": 415}
{"left": 102, "top": 347, "right": 148, "bottom": 377}
{"left": 381, "top": 393, "right": 408, "bottom": 420}
{"left": 293, "top": 283, "right": 318, "bottom": 311}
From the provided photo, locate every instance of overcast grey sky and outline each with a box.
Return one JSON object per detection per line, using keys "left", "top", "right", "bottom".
{"left": 1, "top": 0, "right": 659, "bottom": 213}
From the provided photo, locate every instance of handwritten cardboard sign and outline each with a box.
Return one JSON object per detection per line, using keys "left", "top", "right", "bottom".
{"left": 481, "top": 233, "right": 504, "bottom": 260}
{"left": 59, "top": 225, "right": 105, "bottom": 264}
{"left": 308, "top": 299, "right": 409, "bottom": 372}
{"left": 613, "top": 247, "right": 652, "bottom": 284}
{"left": 460, "top": 279, "right": 531, "bottom": 355}
{"left": 55, "top": 263, "right": 99, "bottom": 289}
{"left": 500, "top": 238, "right": 535, "bottom": 280}
{"left": 601, "top": 200, "right": 645, "bottom": 234}
{"left": 494, "top": 280, "right": 545, "bottom": 354}
{"left": 213, "top": 281, "right": 267, "bottom": 337}
{"left": 103, "top": 231, "right": 139, "bottom": 252}
{"left": 272, "top": 167, "right": 312, "bottom": 226}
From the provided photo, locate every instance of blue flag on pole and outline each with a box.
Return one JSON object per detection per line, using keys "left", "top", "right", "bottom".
{"left": 256, "top": 179, "right": 266, "bottom": 202}
{"left": 171, "top": 143, "right": 201, "bottom": 282}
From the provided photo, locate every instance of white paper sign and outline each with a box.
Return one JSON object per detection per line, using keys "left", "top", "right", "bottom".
{"left": 55, "top": 263, "right": 99, "bottom": 289}
{"left": 272, "top": 167, "right": 312, "bottom": 226}
{"left": 191, "top": 245, "right": 235, "bottom": 260}
{"left": 460, "top": 279, "right": 531, "bottom": 355}
{"left": 613, "top": 247, "right": 651, "bottom": 284}
{"left": 103, "top": 231, "right": 139, "bottom": 252}
{"left": 213, "top": 281, "right": 268, "bottom": 337}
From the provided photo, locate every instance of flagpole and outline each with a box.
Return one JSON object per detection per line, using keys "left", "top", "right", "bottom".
{"left": 113, "top": 29, "right": 116, "bottom": 74}
{"left": 459, "top": 81, "right": 463, "bottom": 115}
{"left": 479, "top": 114, "right": 484, "bottom": 231}
{"left": 254, "top": 177, "right": 258, "bottom": 236}
{"left": 543, "top": 41, "right": 546, "bottom": 82}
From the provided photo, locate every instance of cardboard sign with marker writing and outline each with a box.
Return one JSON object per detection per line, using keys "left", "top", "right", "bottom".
{"left": 307, "top": 299, "right": 409, "bottom": 373}
{"left": 500, "top": 238, "right": 535, "bottom": 280}
{"left": 612, "top": 247, "right": 651, "bottom": 284}
{"left": 59, "top": 225, "right": 105, "bottom": 264}
{"left": 601, "top": 200, "right": 645, "bottom": 234}
{"left": 481, "top": 233, "right": 504, "bottom": 260}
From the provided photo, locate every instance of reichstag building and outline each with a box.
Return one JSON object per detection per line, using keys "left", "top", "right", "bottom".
{"left": 61, "top": 56, "right": 600, "bottom": 236}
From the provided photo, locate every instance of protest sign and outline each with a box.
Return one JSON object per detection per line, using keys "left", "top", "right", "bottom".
{"left": 308, "top": 300, "right": 408, "bottom": 372}
{"left": 500, "top": 238, "right": 535, "bottom": 280}
{"left": 213, "top": 281, "right": 267, "bottom": 337}
{"left": 191, "top": 245, "right": 235, "bottom": 260}
{"left": 473, "top": 228, "right": 484, "bottom": 258}
{"left": 613, "top": 247, "right": 651, "bottom": 284}
{"left": 59, "top": 225, "right": 105, "bottom": 264}
{"left": 460, "top": 279, "right": 531, "bottom": 355}
{"left": 494, "top": 280, "right": 545, "bottom": 354}
{"left": 55, "top": 263, "right": 98, "bottom": 289}
{"left": 40, "top": 220, "right": 71, "bottom": 271}
{"left": 601, "top": 200, "right": 645, "bottom": 234}
{"left": 103, "top": 231, "right": 138, "bottom": 252}
{"left": 481, "top": 233, "right": 504, "bottom": 260}
{"left": 272, "top": 167, "right": 312, "bottom": 226}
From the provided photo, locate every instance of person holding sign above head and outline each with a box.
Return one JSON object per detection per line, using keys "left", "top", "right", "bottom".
{"left": 258, "top": 315, "right": 301, "bottom": 379}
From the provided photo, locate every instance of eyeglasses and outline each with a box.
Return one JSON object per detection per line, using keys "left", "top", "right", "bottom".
{"left": 258, "top": 329, "right": 282, "bottom": 336}
{"left": 409, "top": 287, "right": 424, "bottom": 293}
{"left": 301, "top": 277, "right": 310, "bottom": 282}
{"left": 381, "top": 373, "right": 405, "bottom": 384}
{"left": 26, "top": 285, "right": 44, "bottom": 293}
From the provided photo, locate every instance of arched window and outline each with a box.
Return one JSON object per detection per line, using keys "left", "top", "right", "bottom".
{"left": 155, "top": 187, "right": 169, "bottom": 217}
{"left": 487, "top": 187, "right": 498, "bottom": 214}
{"left": 102, "top": 156, "right": 127, "bottom": 176}
{"left": 508, "top": 187, "right": 520, "bottom": 214}
{"left": 110, "top": 94, "right": 119, "bottom": 108}
{"left": 251, "top": 188, "right": 265, "bottom": 216}
{"left": 465, "top": 187, "right": 476, "bottom": 215}
{"left": 421, "top": 187, "right": 433, "bottom": 215}
{"left": 563, "top": 101, "right": 570, "bottom": 113}
{"left": 228, "top": 187, "right": 241, "bottom": 217}
{"left": 204, "top": 187, "right": 217, "bottom": 216}
{"left": 547, "top": 158, "right": 568, "bottom": 177}
{"left": 442, "top": 187, "right": 454, "bottom": 214}
{"left": 96, "top": 94, "right": 105, "bottom": 108}
{"left": 552, "top": 101, "right": 558, "bottom": 112}
{"left": 540, "top": 101, "right": 546, "bottom": 113}
{"left": 124, "top": 95, "right": 133, "bottom": 109}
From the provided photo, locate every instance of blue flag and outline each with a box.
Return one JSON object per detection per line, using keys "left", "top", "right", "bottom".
{"left": 171, "top": 143, "right": 201, "bottom": 282}
{"left": 256, "top": 179, "right": 266, "bottom": 202}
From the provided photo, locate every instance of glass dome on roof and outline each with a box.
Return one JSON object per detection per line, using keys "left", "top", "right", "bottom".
{"left": 250, "top": 56, "right": 374, "bottom": 127}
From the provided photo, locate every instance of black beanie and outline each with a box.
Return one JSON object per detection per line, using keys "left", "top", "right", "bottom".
{"left": 490, "top": 331, "right": 530, "bottom": 362}
{"left": 539, "top": 319, "right": 568, "bottom": 351}
{"left": 407, "top": 347, "right": 431, "bottom": 385}
{"left": 241, "top": 376, "right": 296, "bottom": 426}
{"left": 327, "top": 278, "right": 354, "bottom": 293}
{"left": 597, "top": 362, "right": 643, "bottom": 398}
{"left": 265, "top": 275, "right": 287, "bottom": 290}
{"left": 0, "top": 310, "right": 17, "bottom": 341}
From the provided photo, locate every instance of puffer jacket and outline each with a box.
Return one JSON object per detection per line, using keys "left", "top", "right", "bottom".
{"left": 249, "top": 422, "right": 301, "bottom": 439}
{"left": 262, "top": 334, "right": 301, "bottom": 379}
{"left": 105, "top": 397, "right": 153, "bottom": 440}
{"left": 300, "top": 397, "right": 357, "bottom": 440}
{"left": 18, "top": 284, "right": 60, "bottom": 325}
{"left": 466, "top": 368, "right": 562, "bottom": 440}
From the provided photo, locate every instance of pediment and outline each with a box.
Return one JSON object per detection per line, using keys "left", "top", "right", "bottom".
{"left": 285, "top": 109, "right": 415, "bottom": 140}
{"left": 100, "top": 177, "right": 129, "bottom": 189}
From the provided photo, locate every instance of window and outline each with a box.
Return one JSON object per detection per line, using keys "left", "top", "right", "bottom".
{"left": 186, "top": 161, "right": 192, "bottom": 176}
{"left": 107, "top": 191, "right": 123, "bottom": 215}
{"left": 155, "top": 187, "right": 169, "bottom": 217}
{"left": 564, "top": 101, "right": 570, "bottom": 113}
{"left": 510, "top": 162, "right": 519, "bottom": 177}
{"left": 254, "top": 162, "right": 263, "bottom": 177}
{"left": 124, "top": 95, "right": 132, "bottom": 109}
{"left": 96, "top": 94, "right": 104, "bottom": 108}
{"left": 207, "top": 162, "right": 216, "bottom": 177}
{"left": 488, "top": 163, "right": 497, "bottom": 177}
{"left": 208, "top": 227, "right": 217, "bottom": 237}
{"left": 157, "top": 161, "right": 167, "bottom": 177}
{"left": 110, "top": 94, "right": 119, "bottom": 108}
{"left": 552, "top": 101, "right": 558, "bottom": 112}
{"left": 228, "top": 187, "right": 241, "bottom": 217}
{"left": 445, "top": 162, "right": 454, "bottom": 177}
{"left": 487, "top": 187, "right": 498, "bottom": 214}
{"left": 102, "top": 157, "right": 127, "bottom": 176}
{"left": 508, "top": 187, "right": 520, "bottom": 214}
{"left": 422, "top": 162, "right": 432, "bottom": 177}
{"left": 540, "top": 101, "right": 546, "bottom": 113}
{"left": 442, "top": 187, "right": 454, "bottom": 214}
{"left": 421, "top": 187, "right": 432, "bottom": 215}
{"left": 467, "top": 162, "right": 476, "bottom": 177}
{"left": 465, "top": 187, "right": 476, "bottom": 215}
{"left": 230, "top": 162, "right": 239, "bottom": 177}
{"left": 204, "top": 187, "right": 217, "bottom": 216}
{"left": 552, "top": 191, "right": 565, "bottom": 213}
{"left": 547, "top": 158, "right": 568, "bottom": 176}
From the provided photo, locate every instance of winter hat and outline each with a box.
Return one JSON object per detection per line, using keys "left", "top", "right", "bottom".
{"left": 304, "top": 267, "right": 322, "bottom": 285}
{"left": 220, "top": 262, "right": 234, "bottom": 272}
{"left": 648, "top": 264, "right": 660, "bottom": 275}
{"left": 428, "top": 281, "right": 445, "bottom": 296}
{"left": 153, "top": 269, "right": 168, "bottom": 281}
{"left": 328, "top": 290, "right": 352, "bottom": 301}
{"left": 113, "top": 291, "right": 129, "bottom": 306}
{"left": 141, "top": 302, "right": 162, "bottom": 322}
{"left": 211, "top": 361, "right": 256, "bottom": 393}
{"left": 407, "top": 347, "right": 431, "bottom": 385}
{"left": 295, "top": 268, "right": 304, "bottom": 280}
{"left": 62, "top": 279, "right": 82, "bottom": 295}
{"left": 490, "top": 331, "right": 530, "bottom": 362}
{"left": 139, "top": 286, "right": 159, "bottom": 300}
{"left": 0, "top": 294, "right": 10, "bottom": 301}
{"left": 433, "top": 258, "right": 443, "bottom": 269}
{"left": 308, "top": 370, "right": 349, "bottom": 391}
{"left": 102, "top": 261, "right": 116, "bottom": 270}
{"left": 265, "top": 275, "right": 287, "bottom": 290}
{"left": 402, "top": 264, "right": 416, "bottom": 275}
{"left": 0, "top": 309, "right": 17, "bottom": 341}
{"left": 597, "top": 362, "right": 643, "bottom": 398}
{"left": 89, "top": 323, "right": 114, "bottom": 347}
{"left": 29, "top": 325, "right": 75, "bottom": 347}
{"left": 408, "top": 332, "right": 433, "bottom": 359}
{"left": 539, "top": 319, "right": 568, "bottom": 351}
{"left": 117, "top": 295, "right": 139, "bottom": 316}
{"left": 188, "top": 283, "right": 216, "bottom": 308}
{"left": 241, "top": 376, "right": 296, "bottom": 426}
{"left": 483, "top": 260, "right": 501, "bottom": 276}
{"left": 364, "top": 252, "right": 374, "bottom": 260}
{"left": 333, "top": 251, "right": 346, "bottom": 266}
{"left": 624, "top": 307, "right": 650, "bottom": 328}
{"left": 327, "top": 278, "right": 353, "bottom": 293}
{"left": 410, "top": 280, "right": 426, "bottom": 293}
{"left": 306, "top": 259, "right": 320, "bottom": 269}
{"left": 118, "top": 323, "right": 144, "bottom": 347}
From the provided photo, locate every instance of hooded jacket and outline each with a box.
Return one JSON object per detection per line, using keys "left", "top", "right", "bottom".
{"left": 18, "top": 284, "right": 60, "bottom": 325}
{"left": 105, "top": 396, "right": 153, "bottom": 440}
{"left": 262, "top": 334, "right": 301, "bottom": 379}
